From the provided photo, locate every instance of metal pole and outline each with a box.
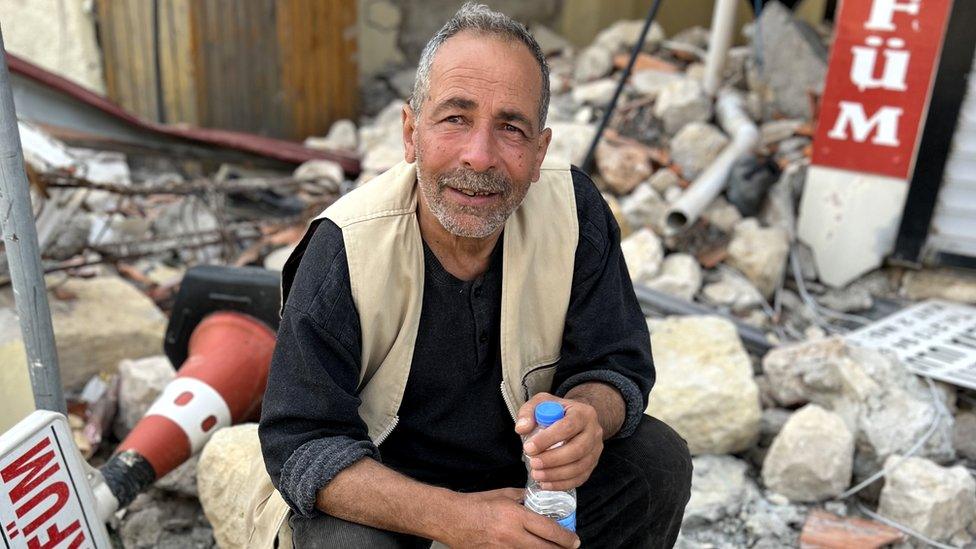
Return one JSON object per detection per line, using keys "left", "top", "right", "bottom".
{"left": 0, "top": 28, "right": 66, "bottom": 414}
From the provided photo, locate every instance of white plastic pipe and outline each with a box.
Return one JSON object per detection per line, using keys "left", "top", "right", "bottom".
{"left": 665, "top": 90, "right": 759, "bottom": 233}
{"left": 703, "top": 0, "right": 738, "bottom": 96}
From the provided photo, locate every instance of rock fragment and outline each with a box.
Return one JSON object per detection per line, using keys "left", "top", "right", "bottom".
{"left": 756, "top": 1, "right": 827, "bottom": 119}
{"left": 726, "top": 218, "right": 789, "bottom": 298}
{"left": 878, "top": 456, "right": 976, "bottom": 543}
{"left": 114, "top": 355, "right": 176, "bottom": 439}
{"left": 574, "top": 44, "right": 613, "bottom": 82}
{"left": 761, "top": 404, "right": 854, "bottom": 502}
{"left": 684, "top": 454, "right": 753, "bottom": 527}
{"left": 621, "top": 228, "right": 664, "bottom": 284}
{"left": 595, "top": 141, "right": 652, "bottom": 195}
{"left": 198, "top": 423, "right": 262, "bottom": 549}
{"left": 645, "top": 253, "right": 702, "bottom": 301}
{"left": 304, "top": 119, "right": 358, "bottom": 152}
{"left": 620, "top": 183, "right": 667, "bottom": 234}
{"left": 653, "top": 79, "right": 712, "bottom": 136}
{"left": 669, "top": 122, "right": 728, "bottom": 180}
{"left": 646, "top": 315, "right": 761, "bottom": 454}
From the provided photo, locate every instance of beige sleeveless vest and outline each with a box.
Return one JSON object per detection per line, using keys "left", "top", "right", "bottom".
{"left": 245, "top": 158, "right": 578, "bottom": 547}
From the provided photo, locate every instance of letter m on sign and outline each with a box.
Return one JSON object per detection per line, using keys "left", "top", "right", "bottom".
{"left": 1, "top": 437, "right": 58, "bottom": 505}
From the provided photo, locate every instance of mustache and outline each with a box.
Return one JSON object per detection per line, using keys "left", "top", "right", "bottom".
{"left": 436, "top": 168, "right": 510, "bottom": 194}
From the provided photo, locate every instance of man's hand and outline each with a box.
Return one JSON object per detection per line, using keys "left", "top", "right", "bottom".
{"left": 442, "top": 488, "right": 580, "bottom": 548}
{"left": 515, "top": 392, "right": 606, "bottom": 492}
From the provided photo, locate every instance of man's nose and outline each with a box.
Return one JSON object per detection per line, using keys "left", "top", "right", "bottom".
{"left": 459, "top": 124, "right": 498, "bottom": 173}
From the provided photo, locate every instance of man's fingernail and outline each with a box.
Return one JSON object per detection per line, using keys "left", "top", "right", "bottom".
{"left": 516, "top": 418, "right": 529, "bottom": 428}
{"left": 574, "top": 539, "right": 581, "bottom": 548}
{"left": 523, "top": 442, "right": 536, "bottom": 454}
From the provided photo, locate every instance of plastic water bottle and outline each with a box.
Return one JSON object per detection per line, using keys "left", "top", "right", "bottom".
{"left": 524, "top": 401, "right": 577, "bottom": 531}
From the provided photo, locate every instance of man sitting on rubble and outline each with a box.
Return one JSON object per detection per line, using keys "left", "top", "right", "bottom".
{"left": 256, "top": 3, "right": 692, "bottom": 547}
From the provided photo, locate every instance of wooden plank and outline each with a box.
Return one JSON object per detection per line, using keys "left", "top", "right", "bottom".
{"left": 276, "top": 0, "right": 357, "bottom": 140}
{"left": 158, "top": 0, "right": 198, "bottom": 125}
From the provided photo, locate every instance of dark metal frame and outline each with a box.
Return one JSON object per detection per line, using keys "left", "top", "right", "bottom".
{"left": 891, "top": 0, "right": 976, "bottom": 268}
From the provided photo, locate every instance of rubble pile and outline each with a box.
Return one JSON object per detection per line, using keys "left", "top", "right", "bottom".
{"left": 4, "top": 3, "right": 976, "bottom": 547}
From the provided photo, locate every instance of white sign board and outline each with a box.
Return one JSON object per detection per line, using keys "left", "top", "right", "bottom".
{"left": 847, "top": 299, "right": 976, "bottom": 390}
{"left": 0, "top": 411, "right": 109, "bottom": 548}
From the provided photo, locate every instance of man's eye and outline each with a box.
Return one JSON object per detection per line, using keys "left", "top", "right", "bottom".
{"left": 504, "top": 124, "right": 524, "bottom": 134}
{"left": 445, "top": 115, "right": 463, "bottom": 124}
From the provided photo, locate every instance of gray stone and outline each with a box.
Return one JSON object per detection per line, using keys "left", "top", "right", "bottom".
{"left": 761, "top": 338, "right": 956, "bottom": 472}
{"left": 761, "top": 404, "right": 854, "bottom": 502}
{"left": 198, "top": 424, "right": 262, "bottom": 549}
{"left": 620, "top": 183, "right": 667, "bottom": 234}
{"left": 759, "top": 408, "right": 792, "bottom": 447}
{"left": 684, "top": 455, "right": 753, "bottom": 527}
{"left": 816, "top": 285, "right": 873, "bottom": 313}
{"left": 702, "top": 196, "right": 742, "bottom": 233}
{"left": 760, "top": 162, "right": 805, "bottom": 240}
{"left": 654, "top": 79, "right": 712, "bottom": 136}
{"left": 595, "top": 141, "right": 652, "bottom": 195}
{"left": 531, "top": 24, "right": 572, "bottom": 57}
{"left": 114, "top": 355, "right": 176, "bottom": 439}
{"left": 121, "top": 504, "right": 164, "bottom": 548}
{"left": 646, "top": 315, "right": 762, "bottom": 455}
{"left": 155, "top": 454, "right": 199, "bottom": 498}
{"left": 304, "top": 119, "right": 358, "bottom": 152}
{"left": 0, "top": 276, "right": 167, "bottom": 391}
{"left": 646, "top": 253, "right": 702, "bottom": 301}
{"left": 119, "top": 490, "right": 214, "bottom": 549}
{"left": 670, "top": 26, "right": 710, "bottom": 50}
{"left": 388, "top": 66, "right": 416, "bottom": 99}
{"left": 546, "top": 122, "right": 596, "bottom": 166}
{"left": 594, "top": 19, "right": 665, "bottom": 53}
{"left": 756, "top": 2, "right": 827, "bottom": 119}
{"left": 574, "top": 44, "right": 614, "bottom": 82}
{"left": 901, "top": 268, "right": 976, "bottom": 304}
{"left": 760, "top": 119, "right": 804, "bottom": 148}
{"left": 669, "top": 122, "right": 729, "bottom": 180}
{"left": 621, "top": 228, "right": 664, "bottom": 284}
{"left": 701, "top": 270, "right": 765, "bottom": 312}
{"left": 630, "top": 69, "right": 683, "bottom": 99}
{"left": 953, "top": 411, "right": 976, "bottom": 462}
{"left": 571, "top": 78, "right": 618, "bottom": 106}
{"left": 647, "top": 169, "right": 681, "bottom": 194}
{"left": 723, "top": 47, "right": 751, "bottom": 88}
{"left": 292, "top": 159, "right": 343, "bottom": 193}
{"left": 878, "top": 456, "right": 976, "bottom": 543}
{"left": 727, "top": 218, "right": 790, "bottom": 298}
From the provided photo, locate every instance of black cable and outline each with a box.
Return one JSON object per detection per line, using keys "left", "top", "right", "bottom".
{"left": 580, "top": 0, "right": 666, "bottom": 174}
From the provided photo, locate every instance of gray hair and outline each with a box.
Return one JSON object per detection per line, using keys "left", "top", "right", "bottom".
{"left": 409, "top": 2, "right": 550, "bottom": 130}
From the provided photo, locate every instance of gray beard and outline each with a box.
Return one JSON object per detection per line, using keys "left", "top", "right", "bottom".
{"left": 416, "top": 159, "right": 520, "bottom": 239}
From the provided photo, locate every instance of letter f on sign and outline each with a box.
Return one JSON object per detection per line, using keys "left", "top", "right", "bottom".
{"left": 865, "top": 0, "right": 921, "bottom": 31}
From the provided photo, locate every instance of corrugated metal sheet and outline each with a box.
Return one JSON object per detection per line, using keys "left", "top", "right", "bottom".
{"left": 97, "top": 0, "right": 357, "bottom": 140}
{"left": 927, "top": 47, "right": 976, "bottom": 259}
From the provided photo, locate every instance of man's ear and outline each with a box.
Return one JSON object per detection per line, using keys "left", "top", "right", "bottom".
{"left": 531, "top": 127, "right": 553, "bottom": 182}
{"left": 403, "top": 104, "right": 417, "bottom": 163}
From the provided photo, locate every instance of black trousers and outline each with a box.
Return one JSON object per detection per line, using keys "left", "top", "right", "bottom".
{"left": 290, "top": 415, "right": 692, "bottom": 549}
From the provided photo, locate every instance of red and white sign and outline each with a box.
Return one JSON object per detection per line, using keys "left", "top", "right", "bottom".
{"left": 1, "top": 412, "right": 108, "bottom": 549}
{"left": 812, "top": 0, "right": 953, "bottom": 179}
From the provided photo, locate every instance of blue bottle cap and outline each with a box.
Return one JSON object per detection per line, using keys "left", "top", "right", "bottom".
{"left": 534, "top": 401, "right": 565, "bottom": 427}
{"left": 557, "top": 511, "right": 576, "bottom": 532}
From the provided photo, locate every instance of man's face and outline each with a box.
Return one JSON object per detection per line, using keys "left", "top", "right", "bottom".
{"left": 403, "top": 31, "right": 552, "bottom": 239}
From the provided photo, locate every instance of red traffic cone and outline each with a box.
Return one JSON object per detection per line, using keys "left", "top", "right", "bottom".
{"left": 100, "top": 311, "right": 275, "bottom": 508}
